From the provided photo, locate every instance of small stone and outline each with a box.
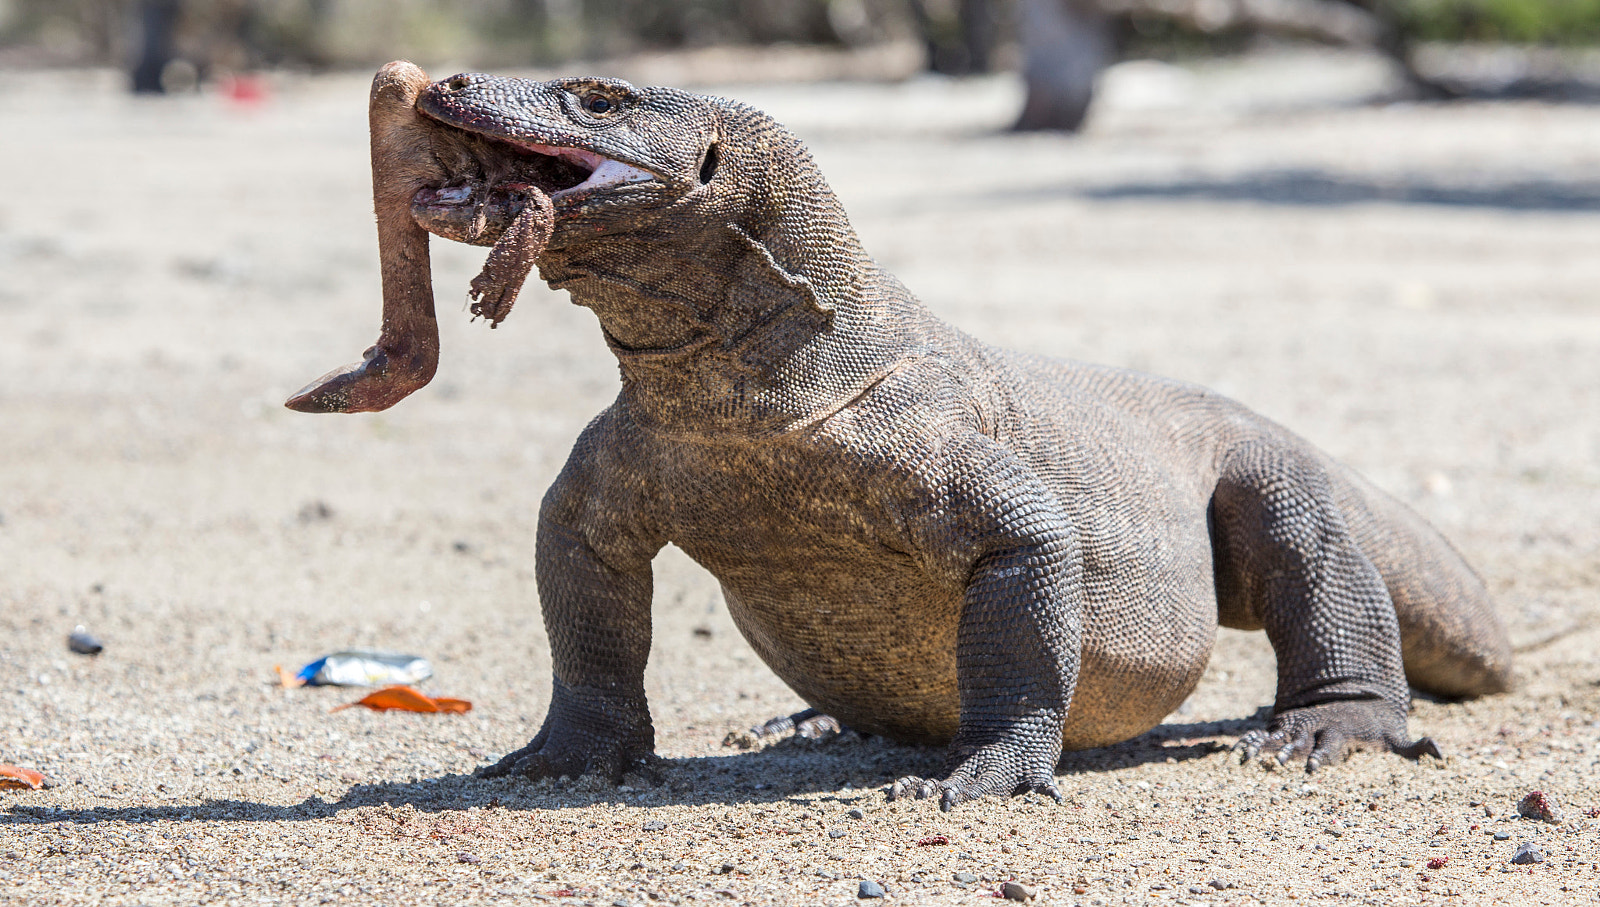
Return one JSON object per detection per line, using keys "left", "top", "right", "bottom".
{"left": 1510, "top": 843, "right": 1545, "bottom": 865}
{"left": 456, "top": 852, "right": 480, "bottom": 864}
{"left": 1209, "top": 879, "right": 1236, "bottom": 890}
{"left": 1517, "top": 791, "right": 1564, "bottom": 824}
{"left": 858, "top": 879, "right": 886, "bottom": 898}
{"left": 1493, "top": 831, "right": 1511, "bottom": 841}
{"left": 67, "top": 628, "right": 103, "bottom": 656}
{"left": 954, "top": 871, "right": 979, "bottom": 884}
{"left": 1189, "top": 886, "right": 1208, "bottom": 895}
{"left": 828, "top": 827, "right": 846, "bottom": 839}
{"left": 613, "top": 900, "right": 631, "bottom": 907}
{"left": 715, "top": 862, "right": 735, "bottom": 875}
{"left": 643, "top": 820, "right": 667, "bottom": 831}
{"left": 1001, "top": 881, "right": 1037, "bottom": 901}
{"left": 847, "top": 808, "right": 865, "bottom": 819}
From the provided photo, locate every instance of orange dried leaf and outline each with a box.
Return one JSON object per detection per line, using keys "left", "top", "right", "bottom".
{"left": 0, "top": 765, "right": 45, "bottom": 790}
{"left": 331, "top": 685, "right": 470, "bottom": 714}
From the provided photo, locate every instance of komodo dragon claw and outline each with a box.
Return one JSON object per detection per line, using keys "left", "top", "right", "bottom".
{"left": 1235, "top": 701, "right": 1444, "bottom": 772}
{"left": 751, "top": 708, "right": 843, "bottom": 740}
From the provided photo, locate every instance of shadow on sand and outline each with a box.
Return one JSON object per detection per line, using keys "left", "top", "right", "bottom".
{"left": 1076, "top": 170, "right": 1600, "bottom": 213}
{"left": 1, "top": 713, "right": 1266, "bottom": 826}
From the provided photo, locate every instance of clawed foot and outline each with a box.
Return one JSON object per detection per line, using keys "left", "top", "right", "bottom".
{"left": 466, "top": 183, "right": 553, "bottom": 327}
{"left": 885, "top": 742, "right": 1062, "bottom": 812}
{"left": 752, "top": 708, "right": 843, "bottom": 740}
{"left": 477, "top": 737, "right": 658, "bottom": 785}
{"left": 477, "top": 683, "right": 656, "bottom": 786}
{"left": 1235, "top": 700, "right": 1442, "bottom": 773}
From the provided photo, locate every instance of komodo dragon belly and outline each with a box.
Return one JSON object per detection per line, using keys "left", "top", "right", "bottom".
{"left": 673, "top": 512, "right": 964, "bottom": 744}
{"left": 661, "top": 432, "right": 1219, "bottom": 749}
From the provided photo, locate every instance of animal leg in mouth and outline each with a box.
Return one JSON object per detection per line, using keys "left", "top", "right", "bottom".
{"left": 286, "top": 61, "right": 443, "bottom": 414}
{"left": 467, "top": 184, "right": 554, "bottom": 328}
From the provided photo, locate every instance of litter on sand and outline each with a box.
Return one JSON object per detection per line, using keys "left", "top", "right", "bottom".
{"left": 0, "top": 765, "right": 46, "bottom": 790}
{"left": 330, "top": 685, "right": 472, "bottom": 714}
{"left": 277, "top": 649, "right": 433, "bottom": 687}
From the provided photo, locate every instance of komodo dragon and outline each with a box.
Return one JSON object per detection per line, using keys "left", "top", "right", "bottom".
{"left": 287, "top": 62, "right": 1512, "bottom": 810}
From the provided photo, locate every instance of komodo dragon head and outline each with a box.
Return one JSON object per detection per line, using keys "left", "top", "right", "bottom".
{"left": 288, "top": 62, "right": 873, "bottom": 417}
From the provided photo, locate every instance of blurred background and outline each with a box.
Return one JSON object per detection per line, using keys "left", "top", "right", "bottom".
{"left": 3, "top": 0, "right": 1600, "bottom": 128}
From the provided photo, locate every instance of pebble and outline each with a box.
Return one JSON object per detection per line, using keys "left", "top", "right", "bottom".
{"left": 642, "top": 820, "right": 667, "bottom": 831}
{"left": 1001, "top": 881, "right": 1037, "bottom": 901}
{"left": 1510, "top": 843, "right": 1546, "bottom": 865}
{"left": 858, "top": 879, "right": 885, "bottom": 898}
{"left": 828, "top": 828, "right": 846, "bottom": 839}
{"left": 1517, "top": 791, "right": 1564, "bottom": 824}
{"left": 67, "top": 627, "right": 103, "bottom": 656}
{"left": 953, "top": 871, "right": 979, "bottom": 884}
{"left": 715, "top": 862, "right": 735, "bottom": 875}
{"left": 1493, "top": 831, "right": 1511, "bottom": 841}
{"left": 847, "top": 808, "right": 865, "bottom": 819}
{"left": 1209, "top": 879, "right": 1236, "bottom": 890}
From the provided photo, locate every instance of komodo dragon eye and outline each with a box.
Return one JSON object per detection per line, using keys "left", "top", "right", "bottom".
{"left": 584, "top": 95, "right": 614, "bottom": 114}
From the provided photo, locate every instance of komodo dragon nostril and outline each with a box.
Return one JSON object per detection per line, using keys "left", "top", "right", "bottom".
{"left": 446, "top": 76, "right": 471, "bottom": 91}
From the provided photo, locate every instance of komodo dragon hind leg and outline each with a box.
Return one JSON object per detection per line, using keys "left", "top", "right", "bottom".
{"left": 1212, "top": 441, "right": 1440, "bottom": 772}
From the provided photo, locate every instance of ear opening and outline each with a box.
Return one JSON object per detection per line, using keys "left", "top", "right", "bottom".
{"left": 699, "top": 141, "right": 719, "bottom": 185}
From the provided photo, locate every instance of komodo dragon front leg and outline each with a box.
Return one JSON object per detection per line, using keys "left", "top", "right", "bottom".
{"left": 880, "top": 435, "right": 1086, "bottom": 811}
{"left": 479, "top": 420, "right": 664, "bottom": 782}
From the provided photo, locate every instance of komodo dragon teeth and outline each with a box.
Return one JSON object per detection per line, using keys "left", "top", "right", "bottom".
{"left": 288, "top": 64, "right": 1515, "bottom": 809}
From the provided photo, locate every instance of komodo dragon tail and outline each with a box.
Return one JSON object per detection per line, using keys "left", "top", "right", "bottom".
{"left": 1337, "top": 471, "right": 1514, "bottom": 699}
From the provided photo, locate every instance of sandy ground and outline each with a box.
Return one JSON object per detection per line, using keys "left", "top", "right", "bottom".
{"left": 1, "top": 47, "right": 1598, "bottom": 906}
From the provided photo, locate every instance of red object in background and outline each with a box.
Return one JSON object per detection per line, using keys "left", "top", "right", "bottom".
{"left": 222, "top": 73, "right": 269, "bottom": 107}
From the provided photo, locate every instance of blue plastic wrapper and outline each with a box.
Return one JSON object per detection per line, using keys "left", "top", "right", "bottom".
{"left": 296, "top": 649, "right": 433, "bottom": 686}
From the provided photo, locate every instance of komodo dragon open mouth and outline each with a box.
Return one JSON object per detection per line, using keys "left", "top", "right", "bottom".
{"left": 285, "top": 61, "right": 657, "bottom": 416}
{"left": 409, "top": 136, "right": 656, "bottom": 246}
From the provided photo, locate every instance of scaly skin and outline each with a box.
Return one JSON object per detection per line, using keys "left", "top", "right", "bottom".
{"left": 299, "top": 64, "right": 1514, "bottom": 811}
